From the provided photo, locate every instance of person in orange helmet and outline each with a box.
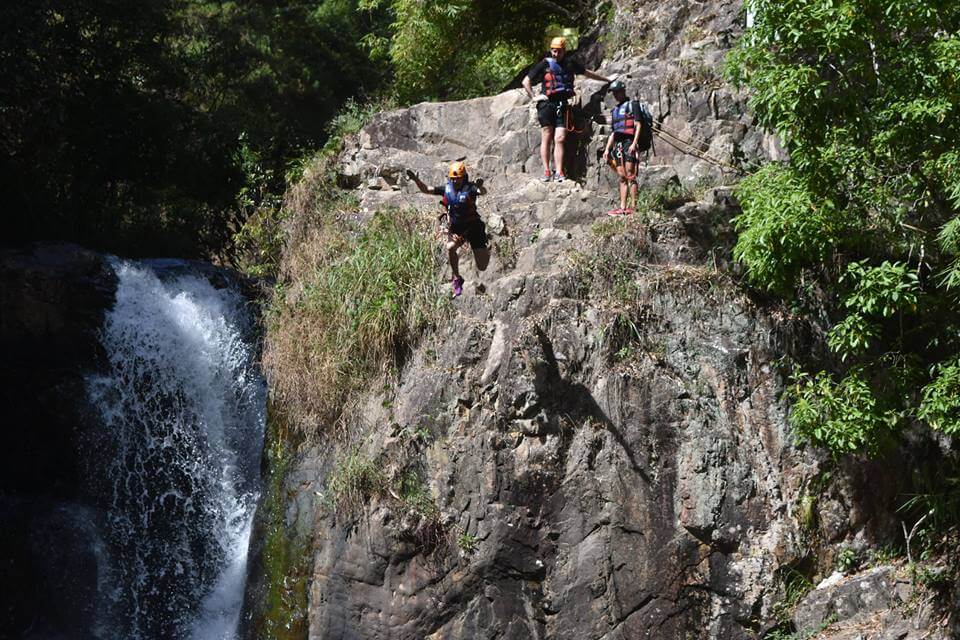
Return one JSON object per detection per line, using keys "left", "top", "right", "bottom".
{"left": 522, "top": 36, "right": 611, "bottom": 182}
{"left": 408, "top": 162, "right": 489, "bottom": 297}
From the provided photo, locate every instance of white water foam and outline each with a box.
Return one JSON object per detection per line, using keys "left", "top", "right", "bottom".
{"left": 86, "top": 260, "right": 265, "bottom": 640}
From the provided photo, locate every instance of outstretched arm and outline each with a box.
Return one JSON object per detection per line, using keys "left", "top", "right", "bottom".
{"left": 406, "top": 169, "right": 435, "bottom": 194}
{"left": 584, "top": 70, "right": 612, "bottom": 83}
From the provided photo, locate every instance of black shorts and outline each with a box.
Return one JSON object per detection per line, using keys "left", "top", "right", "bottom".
{"left": 612, "top": 136, "right": 639, "bottom": 165}
{"left": 537, "top": 99, "right": 570, "bottom": 129}
{"left": 449, "top": 218, "right": 488, "bottom": 250}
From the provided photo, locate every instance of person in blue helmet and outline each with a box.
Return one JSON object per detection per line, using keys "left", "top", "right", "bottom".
{"left": 522, "top": 36, "right": 611, "bottom": 183}
{"left": 602, "top": 80, "right": 652, "bottom": 216}
{"left": 408, "top": 162, "right": 489, "bottom": 297}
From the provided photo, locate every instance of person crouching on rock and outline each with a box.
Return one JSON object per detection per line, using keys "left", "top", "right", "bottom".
{"left": 408, "top": 162, "right": 489, "bottom": 298}
{"left": 601, "top": 80, "right": 650, "bottom": 216}
{"left": 522, "top": 36, "right": 611, "bottom": 183}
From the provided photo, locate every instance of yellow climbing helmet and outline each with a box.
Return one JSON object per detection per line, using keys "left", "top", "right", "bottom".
{"left": 448, "top": 161, "right": 467, "bottom": 179}
{"left": 550, "top": 37, "right": 567, "bottom": 50}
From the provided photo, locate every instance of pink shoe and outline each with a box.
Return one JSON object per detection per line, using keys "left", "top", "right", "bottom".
{"left": 622, "top": 207, "right": 635, "bottom": 215}
{"left": 606, "top": 208, "right": 625, "bottom": 216}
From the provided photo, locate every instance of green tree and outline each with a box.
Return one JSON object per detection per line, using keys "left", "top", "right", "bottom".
{"left": 360, "top": 0, "right": 593, "bottom": 103}
{"left": 0, "top": 1, "right": 390, "bottom": 258}
{"left": 727, "top": 0, "right": 960, "bottom": 454}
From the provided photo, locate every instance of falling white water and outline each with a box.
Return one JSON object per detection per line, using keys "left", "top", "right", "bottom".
{"left": 85, "top": 260, "right": 266, "bottom": 640}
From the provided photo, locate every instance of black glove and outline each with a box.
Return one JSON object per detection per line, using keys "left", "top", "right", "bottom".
{"left": 405, "top": 169, "right": 417, "bottom": 180}
{"left": 475, "top": 178, "right": 484, "bottom": 187}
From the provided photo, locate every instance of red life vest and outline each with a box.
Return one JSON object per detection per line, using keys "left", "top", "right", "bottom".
{"left": 544, "top": 57, "right": 574, "bottom": 98}
{"left": 612, "top": 101, "right": 636, "bottom": 136}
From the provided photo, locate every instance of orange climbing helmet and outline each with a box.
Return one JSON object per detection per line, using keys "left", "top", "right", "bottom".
{"left": 448, "top": 161, "right": 467, "bottom": 179}
{"left": 550, "top": 37, "right": 567, "bottom": 50}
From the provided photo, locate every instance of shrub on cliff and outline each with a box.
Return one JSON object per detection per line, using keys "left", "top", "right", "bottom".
{"left": 728, "top": 0, "right": 960, "bottom": 455}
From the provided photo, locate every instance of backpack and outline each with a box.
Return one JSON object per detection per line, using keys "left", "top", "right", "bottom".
{"left": 635, "top": 101, "right": 654, "bottom": 153}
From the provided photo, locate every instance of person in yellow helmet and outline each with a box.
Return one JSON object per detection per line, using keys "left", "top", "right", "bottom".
{"left": 407, "top": 162, "right": 489, "bottom": 297}
{"left": 522, "top": 36, "right": 611, "bottom": 182}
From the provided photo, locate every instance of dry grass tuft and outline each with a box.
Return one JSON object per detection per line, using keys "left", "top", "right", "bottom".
{"left": 263, "top": 156, "right": 446, "bottom": 435}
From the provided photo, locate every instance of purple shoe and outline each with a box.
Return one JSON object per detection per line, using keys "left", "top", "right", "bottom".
{"left": 452, "top": 276, "right": 465, "bottom": 297}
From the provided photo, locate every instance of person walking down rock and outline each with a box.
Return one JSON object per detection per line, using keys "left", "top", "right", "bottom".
{"left": 602, "top": 80, "right": 654, "bottom": 216}
{"left": 522, "top": 37, "right": 611, "bottom": 183}
{"left": 408, "top": 162, "right": 489, "bottom": 298}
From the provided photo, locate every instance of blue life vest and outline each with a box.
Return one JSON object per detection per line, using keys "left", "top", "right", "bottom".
{"left": 612, "top": 101, "right": 637, "bottom": 136}
{"left": 443, "top": 180, "right": 478, "bottom": 225}
{"left": 544, "top": 57, "right": 574, "bottom": 98}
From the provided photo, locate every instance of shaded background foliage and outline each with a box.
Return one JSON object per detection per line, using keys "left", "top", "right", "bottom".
{"left": 2, "top": 0, "right": 590, "bottom": 259}
{"left": 1, "top": 0, "right": 390, "bottom": 258}
{"left": 361, "top": 0, "right": 594, "bottom": 102}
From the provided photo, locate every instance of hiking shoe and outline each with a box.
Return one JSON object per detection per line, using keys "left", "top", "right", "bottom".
{"left": 606, "top": 208, "right": 625, "bottom": 216}
{"left": 539, "top": 171, "right": 554, "bottom": 182}
{"left": 452, "top": 276, "right": 465, "bottom": 297}
{"left": 622, "top": 207, "right": 635, "bottom": 215}
{"left": 554, "top": 173, "right": 567, "bottom": 182}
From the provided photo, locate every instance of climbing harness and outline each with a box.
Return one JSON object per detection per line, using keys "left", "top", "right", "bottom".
{"left": 564, "top": 102, "right": 586, "bottom": 134}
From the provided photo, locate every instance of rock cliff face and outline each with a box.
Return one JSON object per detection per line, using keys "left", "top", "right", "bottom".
{"left": 250, "top": 1, "right": 952, "bottom": 639}
{"left": 0, "top": 244, "right": 117, "bottom": 636}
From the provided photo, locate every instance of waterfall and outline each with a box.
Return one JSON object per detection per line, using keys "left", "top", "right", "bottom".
{"left": 84, "top": 259, "right": 266, "bottom": 640}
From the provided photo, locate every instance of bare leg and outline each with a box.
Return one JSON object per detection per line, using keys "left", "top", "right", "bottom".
{"left": 554, "top": 127, "right": 567, "bottom": 176}
{"left": 625, "top": 160, "right": 638, "bottom": 208}
{"left": 540, "top": 127, "right": 554, "bottom": 175}
{"left": 446, "top": 238, "right": 463, "bottom": 279}
{"left": 616, "top": 164, "right": 628, "bottom": 209}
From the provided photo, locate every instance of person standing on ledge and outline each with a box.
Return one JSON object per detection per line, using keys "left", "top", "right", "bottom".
{"left": 407, "top": 162, "right": 489, "bottom": 298}
{"left": 602, "top": 80, "right": 653, "bottom": 216}
{"left": 522, "top": 37, "right": 611, "bottom": 183}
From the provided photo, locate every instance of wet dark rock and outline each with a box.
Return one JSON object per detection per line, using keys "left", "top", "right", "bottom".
{"left": 0, "top": 243, "right": 115, "bottom": 496}
{"left": 0, "top": 244, "right": 117, "bottom": 638}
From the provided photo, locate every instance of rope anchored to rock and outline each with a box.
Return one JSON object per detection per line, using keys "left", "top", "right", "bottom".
{"left": 650, "top": 121, "right": 745, "bottom": 176}
{"left": 593, "top": 114, "right": 746, "bottom": 176}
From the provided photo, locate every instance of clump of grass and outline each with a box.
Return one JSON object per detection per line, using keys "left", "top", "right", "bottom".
{"left": 264, "top": 158, "right": 446, "bottom": 432}
{"left": 662, "top": 56, "right": 723, "bottom": 93}
{"left": 324, "top": 449, "right": 447, "bottom": 551}
{"left": 769, "top": 566, "right": 815, "bottom": 632}
{"left": 396, "top": 470, "right": 439, "bottom": 521}
{"left": 569, "top": 221, "right": 650, "bottom": 310}
{"left": 326, "top": 448, "right": 389, "bottom": 512}
{"left": 457, "top": 532, "right": 478, "bottom": 554}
